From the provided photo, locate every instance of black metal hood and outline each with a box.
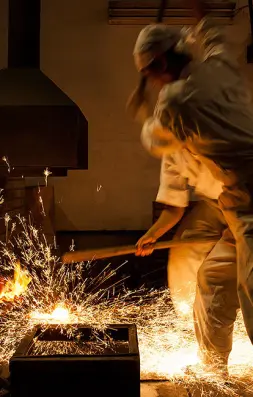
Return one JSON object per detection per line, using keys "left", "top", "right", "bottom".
{"left": 0, "top": 0, "right": 88, "bottom": 176}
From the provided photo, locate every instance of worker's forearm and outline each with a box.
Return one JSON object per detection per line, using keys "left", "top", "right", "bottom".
{"left": 148, "top": 207, "right": 185, "bottom": 240}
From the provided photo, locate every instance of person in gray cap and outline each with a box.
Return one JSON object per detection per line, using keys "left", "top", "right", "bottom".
{"left": 132, "top": 0, "right": 253, "bottom": 377}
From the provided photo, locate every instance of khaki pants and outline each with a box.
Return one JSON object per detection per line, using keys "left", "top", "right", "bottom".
{"left": 168, "top": 200, "right": 239, "bottom": 364}
{"left": 219, "top": 181, "right": 253, "bottom": 346}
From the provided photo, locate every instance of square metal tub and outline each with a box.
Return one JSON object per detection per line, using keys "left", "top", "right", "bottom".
{"left": 10, "top": 324, "right": 140, "bottom": 397}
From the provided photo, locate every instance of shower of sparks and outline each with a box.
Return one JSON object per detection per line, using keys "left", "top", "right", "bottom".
{"left": 38, "top": 191, "right": 46, "bottom": 217}
{"left": 4, "top": 214, "right": 10, "bottom": 227}
{"left": 0, "top": 218, "right": 252, "bottom": 396}
{"left": 43, "top": 168, "right": 52, "bottom": 187}
{"left": 4, "top": 213, "right": 11, "bottom": 243}
{"left": 53, "top": 236, "right": 58, "bottom": 250}
{"left": 0, "top": 189, "right": 4, "bottom": 205}
{"left": 2, "top": 156, "right": 10, "bottom": 173}
{"left": 69, "top": 239, "right": 75, "bottom": 252}
{"left": 39, "top": 196, "right": 45, "bottom": 216}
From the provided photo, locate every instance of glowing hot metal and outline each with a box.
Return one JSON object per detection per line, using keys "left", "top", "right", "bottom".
{"left": 30, "top": 304, "right": 70, "bottom": 324}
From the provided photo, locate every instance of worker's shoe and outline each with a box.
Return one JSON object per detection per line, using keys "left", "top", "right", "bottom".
{"left": 185, "top": 361, "right": 229, "bottom": 381}
{"left": 199, "top": 350, "right": 229, "bottom": 379}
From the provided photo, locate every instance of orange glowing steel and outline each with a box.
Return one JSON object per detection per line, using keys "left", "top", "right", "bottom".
{"left": 0, "top": 262, "right": 31, "bottom": 302}
{"left": 30, "top": 303, "right": 71, "bottom": 324}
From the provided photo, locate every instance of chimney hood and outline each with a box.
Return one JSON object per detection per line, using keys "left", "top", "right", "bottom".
{"left": 0, "top": 0, "right": 88, "bottom": 177}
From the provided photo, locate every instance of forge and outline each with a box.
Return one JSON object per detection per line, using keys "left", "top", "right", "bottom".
{"left": 9, "top": 324, "right": 140, "bottom": 397}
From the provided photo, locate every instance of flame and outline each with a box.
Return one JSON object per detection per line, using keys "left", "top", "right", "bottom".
{"left": 0, "top": 262, "right": 31, "bottom": 302}
{"left": 30, "top": 303, "right": 70, "bottom": 324}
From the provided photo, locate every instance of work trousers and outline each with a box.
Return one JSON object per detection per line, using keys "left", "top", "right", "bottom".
{"left": 168, "top": 199, "right": 239, "bottom": 364}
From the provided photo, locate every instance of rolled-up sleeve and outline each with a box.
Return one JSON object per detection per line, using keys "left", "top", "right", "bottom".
{"left": 156, "top": 155, "right": 189, "bottom": 208}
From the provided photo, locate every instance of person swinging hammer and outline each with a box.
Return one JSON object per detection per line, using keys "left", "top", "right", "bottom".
{"left": 130, "top": 0, "right": 253, "bottom": 376}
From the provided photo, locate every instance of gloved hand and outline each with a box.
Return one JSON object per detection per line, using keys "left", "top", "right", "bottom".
{"left": 136, "top": 231, "right": 156, "bottom": 256}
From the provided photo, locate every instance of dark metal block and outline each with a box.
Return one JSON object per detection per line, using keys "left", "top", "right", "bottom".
{"left": 10, "top": 324, "right": 140, "bottom": 397}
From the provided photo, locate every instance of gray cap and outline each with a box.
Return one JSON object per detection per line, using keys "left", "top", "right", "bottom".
{"left": 134, "top": 24, "right": 180, "bottom": 71}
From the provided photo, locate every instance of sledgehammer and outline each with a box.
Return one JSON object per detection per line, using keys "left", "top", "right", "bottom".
{"left": 62, "top": 237, "right": 220, "bottom": 264}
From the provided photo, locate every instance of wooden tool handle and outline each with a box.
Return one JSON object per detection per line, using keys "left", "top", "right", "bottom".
{"left": 62, "top": 237, "right": 219, "bottom": 264}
